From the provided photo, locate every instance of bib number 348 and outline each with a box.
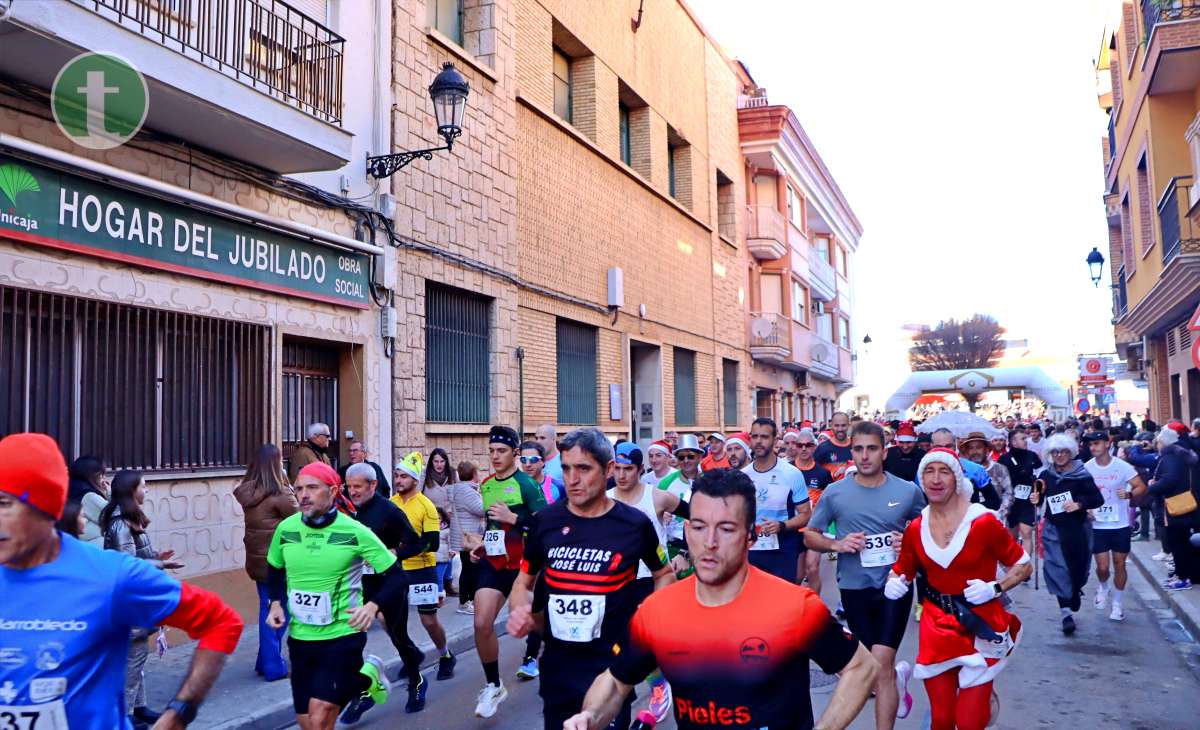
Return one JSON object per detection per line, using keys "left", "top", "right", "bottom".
{"left": 548, "top": 594, "right": 605, "bottom": 642}
{"left": 0, "top": 701, "right": 69, "bottom": 730}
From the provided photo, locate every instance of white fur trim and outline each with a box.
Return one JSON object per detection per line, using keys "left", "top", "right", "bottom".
{"left": 913, "top": 624, "right": 1021, "bottom": 688}
{"left": 1013, "top": 551, "right": 1031, "bottom": 566}
{"left": 917, "top": 450, "right": 972, "bottom": 498}
{"left": 919, "top": 503, "right": 991, "bottom": 569}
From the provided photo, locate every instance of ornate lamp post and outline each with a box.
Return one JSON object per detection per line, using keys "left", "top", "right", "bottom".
{"left": 367, "top": 62, "right": 470, "bottom": 179}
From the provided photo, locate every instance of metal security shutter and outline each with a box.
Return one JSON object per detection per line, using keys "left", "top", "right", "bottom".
{"left": 674, "top": 347, "right": 696, "bottom": 426}
{"left": 426, "top": 283, "right": 490, "bottom": 423}
{"left": 556, "top": 318, "right": 597, "bottom": 425}
{"left": 723, "top": 358, "right": 738, "bottom": 427}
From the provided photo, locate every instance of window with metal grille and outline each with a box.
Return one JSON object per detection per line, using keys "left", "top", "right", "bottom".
{"left": 282, "top": 341, "right": 340, "bottom": 470}
{"left": 556, "top": 318, "right": 597, "bottom": 425}
{"left": 426, "top": 283, "right": 491, "bottom": 423}
{"left": 0, "top": 285, "right": 269, "bottom": 471}
{"left": 723, "top": 358, "right": 738, "bottom": 427}
{"left": 674, "top": 347, "right": 696, "bottom": 426}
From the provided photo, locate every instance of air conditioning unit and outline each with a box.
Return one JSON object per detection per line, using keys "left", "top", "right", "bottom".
{"left": 812, "top": 301, "right": 826, "bottom": 315}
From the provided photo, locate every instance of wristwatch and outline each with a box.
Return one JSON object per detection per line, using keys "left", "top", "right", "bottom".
{"left": 166, "top": 698, "right": 199, "bottom": 726}
{"left": 992, "top": 581, "right": 1003, "bottom": 597}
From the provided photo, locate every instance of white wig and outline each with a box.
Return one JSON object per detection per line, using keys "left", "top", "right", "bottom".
{"left": 1042, "top": 433, "right": 1078, "bottom": 456}
{"left": 1157, "top": 428, "right": 1180, "bottom": 447}
{"left": 917, "top": 448, "right": 973, "bottom": 498}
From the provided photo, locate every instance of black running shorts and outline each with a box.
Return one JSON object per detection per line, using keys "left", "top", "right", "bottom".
{"left": 286, "top": 632, "right": 368, "bottom": 714}
{"left": 840, "top": 584, "right": 913, "bottom": 651}
{"left": 1092, "top": 526, "right": 1132, "bottom": 555}
{"left": 476, "top": 561, "right": 519, "bottom": 597}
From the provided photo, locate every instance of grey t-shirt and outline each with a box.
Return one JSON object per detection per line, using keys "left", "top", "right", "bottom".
{"left": 808, "top": 472, "right": 926, "bottom": 589}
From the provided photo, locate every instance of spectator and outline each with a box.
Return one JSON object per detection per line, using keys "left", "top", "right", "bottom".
{"left": 101, "top": 471, "right": 184, "bottom": 728}
{"left": 287, "top": 422, "right": 332, "bottom": 483}
{"left": 234, "top": 443, "right": 299, "bottom": 682}
{"left": 1149, "top": 428, "right": 1200, "bottom": 590}
{"left": 425, "top": 448, "right": 457, "bottom": 490}
{"left": 68, "top": 455, "right": 108, "bottom": 547}
{"left": 535, "top": 424, "right": 562, "bottom": 484}
{"left": 56, "top": 497, "right": 86, "bottom": 538}
{"left": 423, "top": 447, "right": 455, "bottom": 595}
{"left": 519, "top": 441, "right": 559, "bottom": 503}
{"left": 338, "top": 440, "right": 391, "bottom": 499}
{"left": 447, "top": 461, "right": 485, "bottom": 615}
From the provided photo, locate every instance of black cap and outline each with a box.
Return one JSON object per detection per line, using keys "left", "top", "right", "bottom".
{"left": 489, "top": 425, "right": 520, "bottom": 450}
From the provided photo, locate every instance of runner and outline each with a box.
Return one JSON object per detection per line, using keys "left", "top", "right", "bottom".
{"left": 723, "top": 431, "right": 752, "bottom": 471}
{"left": 0, "top": 433, "right": 243, "bottom": 730}
{"left": 265, "top": 462, "right": 405, "bottom": 729}
{"left": 641, "top": 440, "right": 674, "bottom": 487}
{"left": 885, "top": 448, "right": 1032, "bottom": 730}
{"left": 516, "top": 440, "right": 560, "bottom": 681}
{"left": 341, "top": 462, "right": 426, "bottom": 721}
{"left": 507, "top": 429, "right": 676, "bottom": 729}
{"left": 997, "top": 430, "right": 1042, "bottom": 550}
{"left": 883, "top": 423, "right": 922, "bottom": 483}
{"left": 1026, "top": 424, "right": 1046, "bottom": 460}
{"left": 607, "top": 441, "right": 690, "bottom": 722}
{"left": 814, "top": 412, "right": 854, "bottom": 481}
{"left": 1029, "top": 434, "right": 1104, "bottom": 634}
{"left": 700, "top": 433, "right": 731, "bottom": 471}
{"left": 562, "top": 468, "right": 879, "bottom": 730}
{"left": 390, "top": 452, "right": 457, "bottom": 709}
{"left": 469, "top": 425, "right": 548, "bottom": 718}
{"left": 744, "top": 417, "right": 811, "bottom": 583}
{"left": 960, "top": 431, "right": 1013, "bottom": 525}
{"left": 794, "top": 427, "right": 833, "bottom": 595}
{"left": 657, "top": 434, "right": 704, "bottom": 574}
{"left": 1083, "top": 431, "right": 1147, "bottom": 621}
{"left": 783, "top": 428, "right": 804, "bottom": 465}
{"left": 805, "top": 421, "right": 926, "bottom": 730}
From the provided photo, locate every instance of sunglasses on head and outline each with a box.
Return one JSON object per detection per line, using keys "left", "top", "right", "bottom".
{"left": 519, "top": 455, "right": 542, "bottom": 464}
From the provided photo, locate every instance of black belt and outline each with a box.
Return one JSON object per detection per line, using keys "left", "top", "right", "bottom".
{"left": 916, "top": 575, "right": 1001, "bottom": 642}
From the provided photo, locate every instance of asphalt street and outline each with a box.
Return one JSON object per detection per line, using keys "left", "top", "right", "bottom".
{"left": 288, "top": 555, "right": 1200, "bottom": 730}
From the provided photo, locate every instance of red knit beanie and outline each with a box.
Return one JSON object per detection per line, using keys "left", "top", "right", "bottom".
{"left": 0, "top": 433, "right": 68, "bottom": 519}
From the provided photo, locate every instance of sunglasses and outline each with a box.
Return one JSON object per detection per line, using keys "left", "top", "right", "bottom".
{"left": 677, "top": 453, "right": 699, "bottom": 460}
{"left": 519, "top": 456, "right": 542, "bottom": 464}
{"left": 796, "top": 442, "right": 816, "bottom": 448}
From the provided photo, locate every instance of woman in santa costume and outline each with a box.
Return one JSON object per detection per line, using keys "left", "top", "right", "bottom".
{"left": 883, "top": 448, "right": 1033, "bottom": 730}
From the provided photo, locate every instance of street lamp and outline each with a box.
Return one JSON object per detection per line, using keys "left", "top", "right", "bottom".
{"left": 862, "top": 334, "right": 873, "bottom": 345}
{"left": 367, "top": 62, "right": 470, "bottom": 179}
{"left": 1086, "top": 247, "right": 1105, "bottom": 287}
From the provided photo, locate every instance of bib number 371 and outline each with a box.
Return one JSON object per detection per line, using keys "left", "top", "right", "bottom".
{"left": 548, "top": 594, "right": 605, "bottom": 642}
{"left": 0, "top": 701, "right": 70, "bottom": 730}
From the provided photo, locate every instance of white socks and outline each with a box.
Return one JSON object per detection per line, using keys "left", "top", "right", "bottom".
{"left": 1060, "top": 607, "right": 1072, "bottom": 618}
{"left": 1098, "top": 578, "right": 1110, "bottom": 593}
{"left": 1112, "top": 588, "right": 1123, "bottom": 607}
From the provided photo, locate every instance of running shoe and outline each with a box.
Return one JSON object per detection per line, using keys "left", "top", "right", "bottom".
{"left": 1061, "top": 615, "right": 1076, "bottom": 635}
{"left": 437, "top": 651, "right": 456, "bottom": 680}
{"left": 405, "top": 673, "right": 427, "bottom": 713}
{"left": 648, "top": 676, "right": 673, "bottom": 723}
{"left": 1165, "top": 578, "right": 1193, "bottom": 591}
{"left": 456, "top": 601, "right": 475, "bottom": 615}
{"left": 1094, "top": 587, "right": 1108, "bottom": 610}
{"left": 894, "top": 660, "right": 914, "bottom": 719}
{"left": 1109, "top": 605, "right": 1125, "bottom": 622}
{"left": 516, "top": 657, "right": 539, "bottom": 680}
{"left": 474, "top": 682, "right": 508, "bottom": 718}
{"left": 835, "top": 601, "right": 845, "bottom": 619}
{"left": 339, "top": 656, "right": 390, "bottom": 725}
{"left": 1152, "top": 551, "right": 1172, "bottom": 561}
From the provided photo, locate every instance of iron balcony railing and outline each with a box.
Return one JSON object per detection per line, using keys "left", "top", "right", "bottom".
{"left": 1143, "top": 0, "right": 1200, "bottom": 40}
{"left": 1158, "top": 175, "right": 1195, "bottom": 265}
{"left": 74, "top": 0, "right": 345, "bottom": 124}
{"left": 749, "top": 312, "right": 790, "bottom": 351}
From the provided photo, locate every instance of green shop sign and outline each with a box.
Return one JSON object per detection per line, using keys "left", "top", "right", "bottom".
{"left": 0, "top": 153, "right": 370, "bottom": 308}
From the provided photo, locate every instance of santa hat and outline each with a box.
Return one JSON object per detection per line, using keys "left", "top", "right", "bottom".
{"left": 725, "top": 432, "right": 751, "bottom": 456}
{"left": 396, "top": 451, "right": 426, "bottom": 481}
{"left": 782, "top": 428, "right": 802, "bottom": 443}
{"left": 0, "top": 433, "right": 68, "bottom": 519}
{"left": 1167, "top": 421, "right": 1191, "bottom": 438}
{"left": 895, "top": 423, "right": 918, "bottom": 443}
{"left": 917, "top": 448, "right": 972, "bottom": 498}
{"left": 647, "top": 440, "right": 672, "bottom": 457}
{"left": 800, "top": 420, "right": 814, "bottom": 429}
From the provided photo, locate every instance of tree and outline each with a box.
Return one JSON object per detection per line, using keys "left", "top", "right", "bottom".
{"left": 908, "top": 315, "right": 1007, "bottom": 411}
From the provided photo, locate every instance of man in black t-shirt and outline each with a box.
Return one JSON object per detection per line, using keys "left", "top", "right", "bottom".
{"left": 507, "top": 428, "right": 674, "bottom": 730}
{"left": 882, "top": 423, "right": 922, "bottom": 483}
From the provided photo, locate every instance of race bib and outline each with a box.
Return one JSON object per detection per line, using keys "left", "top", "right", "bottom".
{"left": 0, "top": 700, "right": 70, "bottom": 729}
{"left": 1013, "top": 484, "right": 1032, "bottom": 500}
{"left": 751, "top": 525, "right": 779, "bottom": 551}
{"left": 860, "top": 533, "right": 897, "bottom": 568}
{"left": 289, "top": 589, "right": 333, "bottom": 625}
{"left": 548, "top": 594, "right": 605, "bottom": 642}
{"left": 483, "top": 529, "right": 507, "bottom": 557}
{"left": 974, "top": 630, "right": 1013, "bottom": 660}
{"left": 408, "top": 582, "right": 439, "bottom": 606}
{"left": 1047, "top": 492, "right": 1071, "bottom": 515}
{"left": 1095, "top": 503, "right": 1120, "bottom": 523}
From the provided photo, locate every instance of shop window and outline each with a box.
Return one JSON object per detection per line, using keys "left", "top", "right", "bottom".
{"left": 723, "top": 358, "right": 739, "bottom": 427}
{"left": 0, "top": 285, "right": 268, "bottom": 471}
{"left": 556, "top": 318, "right": 598, "bottom": 425}
{"left": 673, "top": 347, "right": 696, "bottom": 426}
{"left": 426, "top": 283, "right": 491, "bottom": 423}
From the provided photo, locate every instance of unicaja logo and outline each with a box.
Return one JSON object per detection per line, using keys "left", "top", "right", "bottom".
{"left": 0, "top": 163, "right": 40, "bottom": 232}
{"left": 51, "top": 52, "right": 148, "bottom": 150}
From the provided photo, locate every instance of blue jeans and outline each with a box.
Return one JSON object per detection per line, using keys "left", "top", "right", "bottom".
{"left": 435, "top": 561, "right": 451, "bottom": 592}
{"left": 255, "top": 581, "right": 289, "bottom": 681}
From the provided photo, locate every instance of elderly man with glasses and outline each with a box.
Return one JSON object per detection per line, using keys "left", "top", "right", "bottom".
{"left": 289, "top": 422, "right": 333, "bottom": 483}
{"left": 657, "top": 434, "right": 705, "bottom": 576}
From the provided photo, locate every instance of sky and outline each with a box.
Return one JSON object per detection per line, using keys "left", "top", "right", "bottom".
{"left": 688, "top": 0, "right": 1123, "bottom": 399}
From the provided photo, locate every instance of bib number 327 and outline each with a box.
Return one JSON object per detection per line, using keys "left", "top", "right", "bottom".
{"left": 548, "top": 594, "right": 605, "bottom": 642}
{"left": 483, "top": 529, "right": 507, "bottom": 557}
{"left": 0, "top": 701, "right": 70, "bottom": 730}
{"left": 289, "top": 589, "right": 333, "bottom": 626}
{"left": 860, "top": 533, "right": 897, "bottom": 568}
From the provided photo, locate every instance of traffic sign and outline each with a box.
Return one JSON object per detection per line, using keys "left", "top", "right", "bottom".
{"left": 1077, "top": 398, "right": 1091, "bottom": 413}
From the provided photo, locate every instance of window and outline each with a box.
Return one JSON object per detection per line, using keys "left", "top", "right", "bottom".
{"left": 666, "top": 126, "right": 692, "bottom": 208}
{"left": 755, "top": 389, "right": 774, "bottom": 419}
{"left": 619, "top": 103, "right": 632, "bottom": 165}
{"left": 722, "top": 359, "right": 738, "bottom": 427}
{"left": 426, "top": 283, "right": 491, "bottom": 423}
{"left": 786, "top": 186, "right": 803, "bottom": 229}
{"left": 1136, "top": 156, "right": 1152, "bottom": 255}
{"left": 791, "top": 280, "right": 808, "bottom": 324}
{"left": 838, "top": 247, "right": 848, "bottom": 276}
{"left": 716, "top": 170, "right": 735, "bottom": 240}
{"left": 431, "top": 0, "right": 463, "bottom": 45}
{"left": 556, "top": 318, "right": 597, "bottom": 425}
{"left": 673, "top": 347, "right": 696, "bottom": 426}
{"left": 839, "top": 316, "right": 851, "bottom": 348}
{"left": 668, "top": 143, "right": 678, "bottom": 198}
{"left": 553, "top": 47, "right": 572, "bottom": 122}
{"left": 0, "top": 285, "right": 269, "bottom": 471}
{"left": 1120, "top": 193, "right": 1135, "bottom": 275}
{"left": 815, "top": 236, "right": 830, "bottom": 264}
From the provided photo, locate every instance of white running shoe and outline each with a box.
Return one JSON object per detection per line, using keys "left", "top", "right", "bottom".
{"left": 1109, "top": 604, "right": 1125, "bottom": 622}
{"left": 1152, "top": 551, "right": 1171, "bottom": 561}
{"left": 1094, "top": 588, "right": 1107, "bottom": 610}
{"left": 894, "top": 660, "right": 913, "bottom": 719}
{"left": 474, "top": 682, "right": 508, "bottom": 718}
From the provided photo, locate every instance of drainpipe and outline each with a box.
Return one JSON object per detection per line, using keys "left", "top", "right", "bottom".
{"left": 516, "top": 347, "right": 526, "bottom": 437}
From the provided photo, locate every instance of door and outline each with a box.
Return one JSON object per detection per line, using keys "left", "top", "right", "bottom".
{"left": 630, "top": 342, "right": 662, "bottom": 448}
{"left": 282, "top": 339, "right": 340, "bottom": 473}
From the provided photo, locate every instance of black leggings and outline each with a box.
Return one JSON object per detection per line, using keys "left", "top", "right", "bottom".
{"left": 1056, "top": 523, "right": 1092, "bottom": 609}
{"left": 365, "top": 577, "right": 424, "bottom": 683}
{"left": 1167, "top": 523, "right": 1200, "bottom": 583}
{"left": 458, "top": 549, "right": 479, "bottom": 604}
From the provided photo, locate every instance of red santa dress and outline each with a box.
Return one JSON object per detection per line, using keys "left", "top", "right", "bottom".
{"left": 892, "top": 502, "right": 1028, "bottom": 688}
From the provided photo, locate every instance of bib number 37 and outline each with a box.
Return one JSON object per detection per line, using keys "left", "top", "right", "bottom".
{"left": 548, "top": 594, "right": 605, "bottom": 642}
{"left": 0, "top": 701, "right": 69, "bottom": 730}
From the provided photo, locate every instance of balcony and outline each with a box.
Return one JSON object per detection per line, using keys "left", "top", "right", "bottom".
{"left": 807, "top": 251, "right": 837, "bottom": 301}
{"left": 749, "top": 312, "right": 791, "bottom": 364}
{"left": 836, "top": 347, "right": 854, "bottom": 386}
{"left": 1159, "top": 176, "right": 1197, "bottom": 265}
{"left": 1144, "top": 0, "right": 1200, "bottom": 38}
{"left": 2, "top": 0, "right": 352, "bottom": 172}
{"left": 746, "top": 204, "right": 788, "bottom": 260}
{"left": 808, "top": 335, "right": 839, "bottom": 381}
{"left": 1141, "top": 0, "right": 1200, "bottom": 97}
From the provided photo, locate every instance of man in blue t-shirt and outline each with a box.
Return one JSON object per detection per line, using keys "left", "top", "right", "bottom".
{"left": 0, "top": 433, "right": 243, "bottom": 729}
